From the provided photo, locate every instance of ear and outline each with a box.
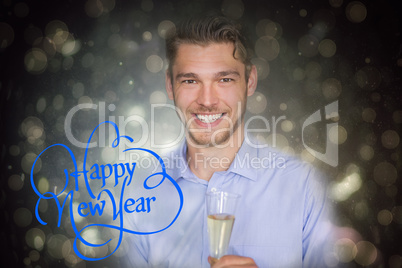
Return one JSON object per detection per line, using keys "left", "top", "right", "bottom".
{"left": 246, "top": 65, "right": 258, "bottom": 96}
{"left": 165, "top": 70, "right": 174, "bottom": 100}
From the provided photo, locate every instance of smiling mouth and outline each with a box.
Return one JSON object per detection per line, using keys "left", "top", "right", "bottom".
{"left": 195, "top": 113, "right": 224, "bottom": 123}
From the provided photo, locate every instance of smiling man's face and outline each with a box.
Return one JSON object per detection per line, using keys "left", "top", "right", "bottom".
{"left": 166, "top": 42, "right": 257, "bottom": 147}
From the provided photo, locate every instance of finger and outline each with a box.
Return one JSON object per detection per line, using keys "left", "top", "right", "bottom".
{"left": 212, "top": 255, "right": 258, "bottom": 267}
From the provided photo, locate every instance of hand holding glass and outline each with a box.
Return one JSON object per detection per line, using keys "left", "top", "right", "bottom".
{"left": 206, "top": 191, "right": 240, "bottom": 264}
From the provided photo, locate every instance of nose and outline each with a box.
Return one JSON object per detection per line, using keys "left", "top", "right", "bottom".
{"left": 196, "top": 83, "right": 219, "bottom": 107}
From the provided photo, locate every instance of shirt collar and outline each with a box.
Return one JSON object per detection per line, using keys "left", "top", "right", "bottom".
{"left": 225, "top": 136, "right": 261, "bottom": 181}
{"left": 165, "top": 136, "right": 266, "bottom": 182}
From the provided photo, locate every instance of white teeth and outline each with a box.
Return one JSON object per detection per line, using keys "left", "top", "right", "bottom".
{"left": 196, "top": 113, "right": 223, "bottom": 123}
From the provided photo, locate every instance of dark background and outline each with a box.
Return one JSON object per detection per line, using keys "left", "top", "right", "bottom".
{"left": 1, "top": 0, "right": 401, "bottom": 267}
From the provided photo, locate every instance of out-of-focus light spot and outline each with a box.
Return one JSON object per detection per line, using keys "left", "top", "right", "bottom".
{"left": 78, "top": 95, "right": 93, "bottom": 105}
{"left": 251, "top": 57, "right": 270, "bottom": 80}
{"left": 319, "top": 39, "right": 336, "bottom": 58}
{"left": 14, "top": 2, "right": 29, "bottom": 17}
{"left": 47, "top": 234, "right": 70, "bottom": 259}
{"left": 256, "top": 19, "right": 271, "bottom": 37}
{"left": 362, "top": 108, "right": 376, "bottom": 122}
{"left": 299, "top": 9, "right": 307, "bottom": 17}
{"left": 354, "top": 201, "right": 368, "bottom": 220}
{"left": 281, "top": 120, "right": 294, "bottom": 132}
{"left": 255, "top": 36, "right": 280, "bottom": 61}
{"left": 36, "top": 97, "right": 46, "bottom": 113}
{"left": 45, "top": 20, "right": 69, "bottom": 50}
{"left": 377, "top": 209, "right": 393, "bottom": 226}
{"left": 381, "top": 130, "right": 400, "bottom": 149}
{"left": 150, "top": 91, "right": 167, "bottom": 104}
{"left": 53, "top": 94, "right": 64, "bottom": 110}
{"left": 359, "top": 145, "right": 374, "bottom": 161}
{"left": 334, "top": 238, "right": 357, "bottom": 263}
{"left": 305, "top": 61, "right": 322, "bottom": 80}
{"left": 354, "top": 241, "right": 377, "bottom": 266}
{"left": 373, "top": 162, "right": 397, "bottom": 186}
{"left": 29, "top": 250, "right": 40, "bottom": 262}
{"left": 119, "top": 75, "right": 135, "bottom": 93}
{"left": 0, "top": 22, "right": 15, "bottom": 48}
{"left": 85, "top": 0, "right": 115, "bottom": 17}
{"left": 127, "top": 106, "right": 146, "bottom": 118}
{"left": 322, "top": 78, "right": 342, "bottom": 100}
{"left": 300, "top": 149, "right": 316, "bottom": 163}
{"left": 21, "top": 116, "right": 45, "bottom": 144}
{"left": 142, "top": 31, "right": 152, "bottom": 41}
{"left": 365, "top": 57, "right": 371, "bottom": 64}
{"left": 329, "top": 0, "right": 343, "bottom": 8}
{"left": 158, "top": 20, "right": 175, "bottom": 39}
{"left": 85, "top": 0, "right": 104, "bottom": 17}
{"left": 330, "top": 165, "right": 362, "bottom": 201}
{"left": 389, "top": 255, "right": 402, "bottom": 268}
{"left": 141, "top": 0, "right": 154, "bottom": 12}
{"left": 23, "top": 257, "right": 31, "bottom": 266}
{"left": 26, "top": 228, "right": 46, "bottom": 250}
{"left": 38, "top": 177, "right": 49, "bottom": 194}
{"left": 9, "top": 145, "right": 20, "bottom": 156}
{"left": 255, "top": 19, "right": 283, "bottom": 39}
{"left": 72, "top": 82, "right": 85, "bottom": 98}
{"left": 21, "top": 152, "right": 41, "bottom": 174}
{"left": 101, "top": 147, "right": 117, "bottom": 163}
{"left": 355, "top": 66, "right": 381, "bottom": 90}
{"left": 298, "top": 34, "right": 319, "bottom": 57}
{"left": 393, "top": 110, "right": 402, "bottom": 123}
{"left": 146, "top": 55, "right": 163, "bottom": 73}
{"left": 105, "top": 90, "right": 118, "bottom": 103}
{"left": 247, "top": 92, "right": 267, "bottom": 114}
{"left": 8, "top": 174, "right": 24, "bottom": 191}
{"left": 328, "top": 125, "right": 347, "bottom": 144}
{"left": 279, "top": 103, "right": 287, "bottom": 111}
{"left": 13, "top": 207, "right": 32, "bottom": 227}
{"left": 62, "top": 38, "right": 81, "bottom": 56}
{"left": 267, "top": 134, "right": 289, "bottom": 150}
{"left": 25, "top": 48, "right": 48, "bottom": 74}
{"left": 82, "top": 52, "right": 95, "bottom": 68}
{"left": 346, "top": 1, "right": 367, "bottom": 23}
{"left": 312, "top": 9, "right": 336, "bottom": 33}
{"left": 221, "top": 0, "right": 244, "bottom": 19}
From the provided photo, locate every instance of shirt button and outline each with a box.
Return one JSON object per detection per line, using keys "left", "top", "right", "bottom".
{"left": 211, "top": 187, "right": 217, "bottom": 192}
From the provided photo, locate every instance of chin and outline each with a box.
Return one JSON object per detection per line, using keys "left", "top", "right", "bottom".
{"left": 188, "top": 131, "right": 232, "bottom": 148}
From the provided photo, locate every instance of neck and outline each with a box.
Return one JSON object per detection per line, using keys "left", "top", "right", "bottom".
{"left": 186, "top": 127, "right": 244, "bottom": 181}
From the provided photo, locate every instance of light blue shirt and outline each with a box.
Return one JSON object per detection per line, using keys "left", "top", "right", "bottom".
{"left": 124, "top": 137, "right": 333, "bottom": 267}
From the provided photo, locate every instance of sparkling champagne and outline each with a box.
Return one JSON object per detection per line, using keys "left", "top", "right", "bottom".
{"left": 207, "top": 214, "right": 235, "bottom": 259}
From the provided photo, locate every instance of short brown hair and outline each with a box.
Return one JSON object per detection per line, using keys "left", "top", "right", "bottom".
{"left": 165, "top": 16, "right": 252, "bottom": 79}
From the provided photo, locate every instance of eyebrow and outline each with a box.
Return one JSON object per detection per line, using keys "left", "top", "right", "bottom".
{"left": 175, "top": 70, "right": 241, "bottom": 81}
{"left": 175, "top": 72, "right": 199, "bottom": 81}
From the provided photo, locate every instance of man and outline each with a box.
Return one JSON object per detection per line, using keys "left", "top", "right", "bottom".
{"left": 125, "top": 16, "right": 333, "bottom": 267}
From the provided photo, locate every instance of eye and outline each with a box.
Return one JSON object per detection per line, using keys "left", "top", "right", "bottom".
{"left": 182, "top": 80, "right": 197, "bottom": 84}
{"left": 220, "top": 78, "right": 233, "bottom": 83}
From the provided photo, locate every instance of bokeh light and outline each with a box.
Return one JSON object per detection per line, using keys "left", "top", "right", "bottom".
{"left": 346, "top": 1, "right": 367, "bottom": 23}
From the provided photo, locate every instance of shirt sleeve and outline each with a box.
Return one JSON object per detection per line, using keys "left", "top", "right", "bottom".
{"left": 302, "top": 167, "right": 335, "bottom": 267}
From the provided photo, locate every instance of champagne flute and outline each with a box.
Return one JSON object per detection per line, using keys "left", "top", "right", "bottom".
{"left": 206, "top": 191, "right": 240, "bottom": 264}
